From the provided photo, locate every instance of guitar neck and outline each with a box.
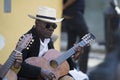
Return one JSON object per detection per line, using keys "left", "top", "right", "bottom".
{"left": 0, "top": 33, "right": 33, "bottom": 79}
{"left": 50, "top": 40, "right": 86, "bottom": 68}
{"left": 0, "top": 51, "right": 16, "bottom": 78}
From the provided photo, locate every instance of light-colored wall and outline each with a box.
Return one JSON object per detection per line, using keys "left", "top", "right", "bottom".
{"left": 0, "top": 0, "right": 63, "bottom": 64}
{"left": 85, "top": 0, "right": 120, "bottom": 43}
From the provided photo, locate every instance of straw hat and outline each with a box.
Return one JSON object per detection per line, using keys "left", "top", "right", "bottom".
{"left": 28, "top": 6, "right": 64, "bottom": 23}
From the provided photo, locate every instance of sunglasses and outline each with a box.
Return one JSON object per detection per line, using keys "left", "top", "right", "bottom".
{"left": 45, "top": 23, "right": 57, "bottom": 29}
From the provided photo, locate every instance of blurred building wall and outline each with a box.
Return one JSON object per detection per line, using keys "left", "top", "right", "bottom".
{"left": 0, "top": 0, "right": 62, "bottom": 64}
{"left": 85, "top": 0, "right": 120, "bottom": 43}
{"left": 85, "top": 0, "right": 109, "bottom": 43}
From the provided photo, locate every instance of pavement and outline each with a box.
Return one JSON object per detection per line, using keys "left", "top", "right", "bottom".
{"left": 60, "top": 32, "right": 106, "bottom": 73}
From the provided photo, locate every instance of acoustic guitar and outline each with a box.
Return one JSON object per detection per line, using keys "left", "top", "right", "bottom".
{"left": 0, "top": 33, "right": 33, "bottom": 80}
{"left": 25, "top": 33, "right": 96, "bottom": 80}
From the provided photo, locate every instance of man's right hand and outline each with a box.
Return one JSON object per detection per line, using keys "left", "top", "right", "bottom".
{"left": 40, "top": 68, "right": 56, "bottom": 80}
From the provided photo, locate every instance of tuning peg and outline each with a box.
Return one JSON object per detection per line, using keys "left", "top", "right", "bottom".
{"left": 19, "top": 37, "right": 22, "bottom": 41}
{"left": 26, "top": 47, "right": 29, "bottom": 50}
{"left": 28, "top": 44, "right": 31, "bottom": 47}
{"left": 86, "top": 44, "right": 90, "bottom": 46}
{"left": 29, "top": 39, "right": 34, "bottom": 44}
{"left": 82, "top": 33, "right": 89, "bottom": 39}
{"left": 29, "top": 42, "right": 32, "bottom": 44}
{"left": 22, "top": 34, "right": 25, "bottom": 38}
{"left": 32, "top": 39, "right": 34, "bottom": 42}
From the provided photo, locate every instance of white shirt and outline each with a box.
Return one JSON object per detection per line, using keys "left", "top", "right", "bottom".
{"left": 38, "top": 38, "right": 50, "bottom": 57}
{"left": 69, "top": 68, "right": 89, "bottom": 80}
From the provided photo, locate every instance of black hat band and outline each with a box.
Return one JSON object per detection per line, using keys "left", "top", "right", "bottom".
{"left": 36, "top": 15, "right": 56, "bottom": 20}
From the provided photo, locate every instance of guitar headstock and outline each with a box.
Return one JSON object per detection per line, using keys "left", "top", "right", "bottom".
{"left": 80, "top": 33, "right": 96, "bottom": 47}
{"left": 16, "top": 33, "right": 34, "bottom": 51}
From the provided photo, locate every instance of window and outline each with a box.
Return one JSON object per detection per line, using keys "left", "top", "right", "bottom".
{"left": 4, "top": 0, "right": 11, "bottom": 13}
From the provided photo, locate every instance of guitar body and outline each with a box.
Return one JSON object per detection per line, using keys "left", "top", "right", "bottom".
{"left": 25, "top": 49, "right": 70, "bottom": 80}
{"left": 0, "top": 65, "right": 17, "bottom": 80}
{"left": 25, "top": 33, "right": 95, "bottom": 80}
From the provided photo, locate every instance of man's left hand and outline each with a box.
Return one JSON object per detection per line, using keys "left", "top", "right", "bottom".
{"left": 14, "top": 53, "right": 23, "bottom": 69}
{"left": 72, "top": 46, "right": 84, "bottom": 61}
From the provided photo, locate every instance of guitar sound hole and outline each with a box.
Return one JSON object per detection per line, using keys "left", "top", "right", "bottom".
{"left": 50, "top": 60, "right": 58, "bottom": 68}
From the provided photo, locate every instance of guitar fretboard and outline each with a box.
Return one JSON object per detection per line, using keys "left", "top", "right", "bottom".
{"left": 0, "top": 51, "right": 16, "bottom": 78}
{"left": 59, "top": 40, "right": 86, "bottom": 61}
{"left": 51, "top": 40, "right": 86, "bottom": 66}
{"left": 50, "top": 33, "right": 95, "bottom": 68}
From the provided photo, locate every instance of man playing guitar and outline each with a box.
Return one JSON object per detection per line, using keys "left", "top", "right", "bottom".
{"left": 15, "top": 6, "right": 85, "bottom": 80}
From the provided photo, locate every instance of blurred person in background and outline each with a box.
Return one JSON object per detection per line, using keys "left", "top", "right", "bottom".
{"left": 63, "top": 0, "right": 90, "bottom": 73}
{"left": 88, "top": 28, "right": 120, "bottom": 80}
{"left": 104, "top": 0, "right": 119, "bottom": 53}
{"left": 88, "top": 0, "right": 120, "bottom": 79}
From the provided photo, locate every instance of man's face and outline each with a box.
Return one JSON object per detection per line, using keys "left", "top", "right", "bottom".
{"left": 35, "top": 20, "right": 57, "bottom": 38}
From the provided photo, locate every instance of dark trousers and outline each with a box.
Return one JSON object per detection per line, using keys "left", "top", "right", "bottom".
{"left": 63, "top": 13, "right": 90, "bottom": 73}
